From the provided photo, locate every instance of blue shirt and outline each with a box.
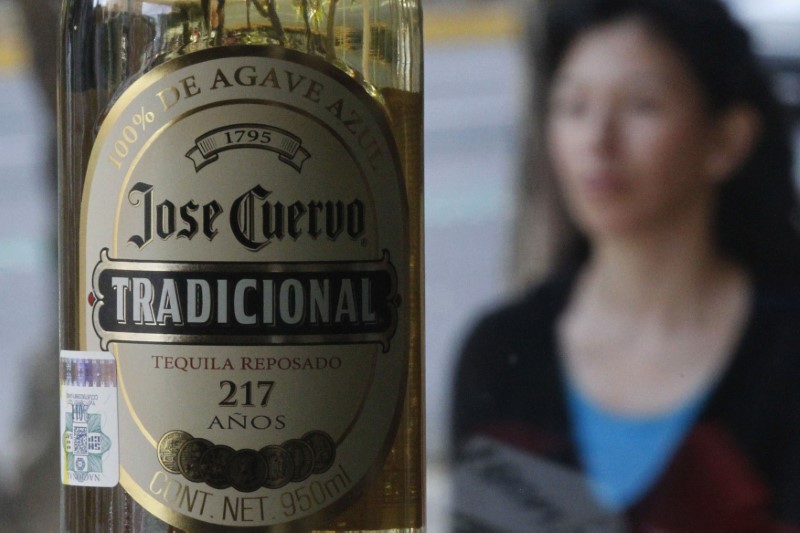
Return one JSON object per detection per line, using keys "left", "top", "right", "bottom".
{"left": 567, "top": 383, "right": 709, "bottom": 511}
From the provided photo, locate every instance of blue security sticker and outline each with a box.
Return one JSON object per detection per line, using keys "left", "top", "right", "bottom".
{"left": 60, "top": 350, "right": 119, "bottom": 487}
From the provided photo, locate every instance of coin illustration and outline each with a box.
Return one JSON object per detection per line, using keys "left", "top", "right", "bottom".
{"left": 199, "top": 444, "right": 235, "bottom": 489}
{"left": 228, "top": 448, "right": 268, "bottom": 493}
{"left": 303, "top": 430, "right": 336, "bottom": 474}
{"left": 282, "top": 438, "right": 314, "bottom": 482}
{"left": 178, "top": 438, "right": 213, "bottom": 483}
{"left": 259, "top": 444, "right": 294, "bottom": 489}
{"left": 157, "top": 430, "right": 193, "bottom": 474}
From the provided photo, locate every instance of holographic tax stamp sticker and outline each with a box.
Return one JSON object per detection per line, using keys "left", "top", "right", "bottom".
{"left": 60, "top": 350, "right": 120, "bottom": 487}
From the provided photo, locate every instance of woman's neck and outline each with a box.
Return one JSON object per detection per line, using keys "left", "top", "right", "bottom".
{"left": 560, "top": 220, "right": 753, "bottom": 414}
{"left": 582, "top": 216, "right": 739, "bottom": 323}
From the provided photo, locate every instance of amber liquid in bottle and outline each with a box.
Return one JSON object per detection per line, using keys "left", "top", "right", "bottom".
{"left": 58, "top": 1, "right": 423, "bottom": 531}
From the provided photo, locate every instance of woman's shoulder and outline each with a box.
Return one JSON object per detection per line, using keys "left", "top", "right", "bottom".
{"left": 749, "top": 282, "right": 800, "bottom": 351}
{"left": 459, "top": 275, "right": 573, "bottom": 359}
{"left": 713, "top": 281, "right": 800, "bottom": 417}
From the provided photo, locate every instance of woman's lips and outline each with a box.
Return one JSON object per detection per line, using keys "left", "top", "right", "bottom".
{"left": 583, "top": 171, "right": 628, "bottom": 197}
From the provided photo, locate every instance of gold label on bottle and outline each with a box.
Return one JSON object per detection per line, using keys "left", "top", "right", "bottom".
{"left": 77, "top": 46, "right": 409, "bottom": 529}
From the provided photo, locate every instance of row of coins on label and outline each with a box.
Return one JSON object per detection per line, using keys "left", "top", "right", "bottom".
{"left": 157, "top": 429, "right": 337, "bottom": 492}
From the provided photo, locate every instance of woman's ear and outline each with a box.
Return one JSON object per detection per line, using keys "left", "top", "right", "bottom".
{"left": 705, "top": 105, "right": 761, "bottom": 183}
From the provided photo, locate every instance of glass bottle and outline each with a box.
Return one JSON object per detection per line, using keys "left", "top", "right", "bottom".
{"left": 58, "top": 0, "right": 424, "bottom": 531}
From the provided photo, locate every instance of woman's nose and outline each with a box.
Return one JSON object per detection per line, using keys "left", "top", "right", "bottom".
{"left": 586, "top": 104, "right": 619, "bottom": 155}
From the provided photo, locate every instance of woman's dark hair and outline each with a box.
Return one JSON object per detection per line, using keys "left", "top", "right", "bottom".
{"left": 526, "top": 0, "right": 800, "bottom": 286}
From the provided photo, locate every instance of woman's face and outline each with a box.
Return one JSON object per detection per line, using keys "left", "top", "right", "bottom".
{"left": 547, "top": 18, "right": 724, "bottom": 239}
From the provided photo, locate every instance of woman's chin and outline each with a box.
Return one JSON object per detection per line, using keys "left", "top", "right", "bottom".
{"left": 578, "top": 213, "right": 658, "bottom": 242}
{"left": 572, "top": 205, "right": 646, "bottom": 237}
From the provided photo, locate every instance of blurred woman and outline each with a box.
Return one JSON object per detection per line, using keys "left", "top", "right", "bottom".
{"left": 452, "top": 0, "right": 800, "bottom": 529}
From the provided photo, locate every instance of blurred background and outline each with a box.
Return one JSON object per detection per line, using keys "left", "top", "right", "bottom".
{"left": 0, "top": 0, "right": 798, "bottom": 530}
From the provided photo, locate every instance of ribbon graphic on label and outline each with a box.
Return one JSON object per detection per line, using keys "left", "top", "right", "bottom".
{"left": 185, "top": 123, "right": 311, "bottom": 172}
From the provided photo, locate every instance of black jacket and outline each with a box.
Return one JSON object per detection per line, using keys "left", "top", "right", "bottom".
{"left": 452, "top": 276, "right": 800, "bottom": 531}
